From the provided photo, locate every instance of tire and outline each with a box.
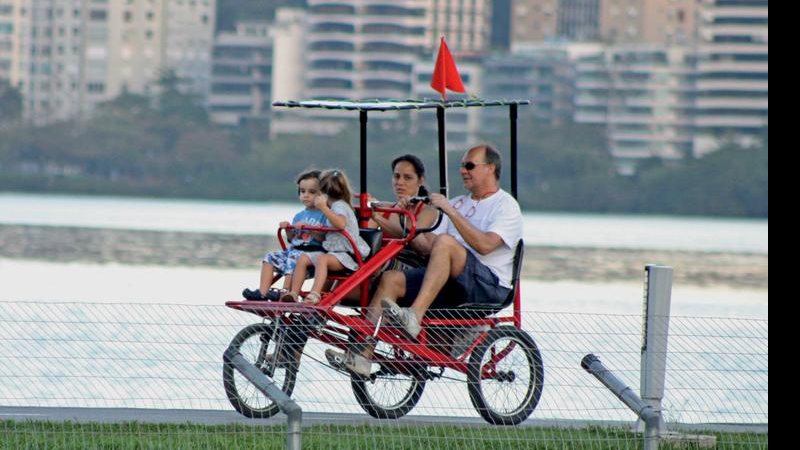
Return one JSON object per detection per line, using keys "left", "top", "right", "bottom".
{"left": 222, "top": 322, "right": 299, "bottom": 419}
{"left": 467, "top": 326, "right": 544, "bottom": 425}
{"left": 351, "top": 341, "right": 426, "bottom": 419}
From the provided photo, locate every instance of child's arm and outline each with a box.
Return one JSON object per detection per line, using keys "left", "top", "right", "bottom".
{"left": 280, "top": 220, "right": 294, "bottom": 240}
{"left": 314, "top": 195, "right": 347, "bottom": 230}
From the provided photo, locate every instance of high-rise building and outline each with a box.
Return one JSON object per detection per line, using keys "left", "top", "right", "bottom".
{"left": 510, "top": 0, "right": 559, "bottom": 45}
{"left": 693, "top": 0, "right": 768, "bottom": 155}
{"left": 12, "top": 0, "right": 215, "bottom": 125}
{"left": 208, "top": 21, "right": 272, "bottom": 127}
{"left": 559, "top": 0, "right": 601, "bottom": 41}
{"left": 0, "top": 0, "right": 24, "bottom": 85}
{"left": 271, "top": 0, "right": 429, "bottom": 136}
{"left": 163, "top": 0, "right": 215, "bottom": 96}
{"left": 427, "top": 0, "right": 493, "bottom": 53}
{"left": 601, "top": 0, "right": 698, "bottom": 45}
{"left": 482, "top": 46, "right": 577, "bottom": 130}
{"left": 574, "top": 45, "right": 696, "bottom": 174}
{"left": 303, "top": 0, "right": 427, "bottom": 101}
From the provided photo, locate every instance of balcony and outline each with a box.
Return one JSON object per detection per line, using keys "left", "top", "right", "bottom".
{"left": 697, "top": 60, "right": 768, "bottom": 73}
{"left": 695, "top": 79, "right": 768, "bottom": 91}
{"left": 307, "top": 68, "right": 356, "bottom": 82}
{"left": 695, "top": 97, "right": 768, "bottom": 110}
{"left": 693, "top": 115, "right": 768, "bottom": 128}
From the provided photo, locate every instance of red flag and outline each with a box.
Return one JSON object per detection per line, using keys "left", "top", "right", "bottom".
{"left": 430, "top": 37, "right": 465, "bottom": 100}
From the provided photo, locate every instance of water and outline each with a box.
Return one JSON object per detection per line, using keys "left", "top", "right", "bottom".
{"left": 0, "top": 192, "right": 767, "bottom": 424}
{"left": 0, "top": 192, "right": 768, "bottom": 253}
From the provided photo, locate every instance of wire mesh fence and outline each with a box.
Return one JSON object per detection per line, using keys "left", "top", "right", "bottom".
{"left": 0, "top": 301, "right": 767, "bottom": 449}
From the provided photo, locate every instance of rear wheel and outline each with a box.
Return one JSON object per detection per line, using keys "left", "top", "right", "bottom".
{"left": 223, "top": 322, "right": 299, "bottom": 418}
{"left": 467, "top": 326, "right": 544, "bottom": 425}
{"left": 351, "top": 342, "right": 426, "bottom": 419}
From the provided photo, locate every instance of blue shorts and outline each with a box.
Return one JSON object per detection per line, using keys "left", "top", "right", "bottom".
{"left": 264, "top": 248, "right": 322, "bottom": 274}
{"left": 398, "top": 251, "right": 511, "bottom": 311}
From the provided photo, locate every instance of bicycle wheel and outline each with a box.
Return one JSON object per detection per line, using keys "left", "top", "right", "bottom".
{"left": 467, "top": 326, "right": 544, "bottom": 425}
{"left": 351, "top": 342, "right": 426, "bottom": 419}
{"left": 222, "top": 322, "right": 299, "bottom": 419}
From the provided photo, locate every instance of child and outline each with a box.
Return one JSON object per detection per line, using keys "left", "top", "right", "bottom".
{"left": 282, "top": 169, "right": 370, "bottom": 304}
{"left": 242, "top": 169, "right": 329, "bottom": 300}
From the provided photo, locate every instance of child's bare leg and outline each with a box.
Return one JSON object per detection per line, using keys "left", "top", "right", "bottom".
{"left": 258, "top": 262, "right": 276, "bottom": 294}
{"left": 283, "top": 255, "right": 310, "bottom": 301}
{"left": 306, "top": 255, "right": 345, "bottom": 303}
{"left": 281, "top": 275, "right": 293, "bottom": 290}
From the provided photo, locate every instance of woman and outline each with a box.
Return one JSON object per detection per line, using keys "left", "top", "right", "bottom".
{"left": 369, "top": 154, "right": 438, "bottom": 271}
{"left": 371, "top": 155, "right": 437, "bottom": 234}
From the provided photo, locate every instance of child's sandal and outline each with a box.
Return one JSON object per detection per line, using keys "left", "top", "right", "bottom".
{"left": 304, "top": 291, "right": 322, "bottom": 305}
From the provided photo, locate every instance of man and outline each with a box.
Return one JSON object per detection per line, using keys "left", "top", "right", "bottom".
{"left": 326, "top": 144, "right": 523, "bottom": 375}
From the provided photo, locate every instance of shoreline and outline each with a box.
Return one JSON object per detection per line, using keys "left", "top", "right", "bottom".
{"left": 1, "top": 224, "right": 768, "bottom": 290}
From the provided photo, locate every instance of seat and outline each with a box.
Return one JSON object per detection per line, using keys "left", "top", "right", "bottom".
{"left": 428, "top": 239, "right": 524, "bottom": 319}
{"left": 359, "top": 228, "right": 383, "bottom": 262}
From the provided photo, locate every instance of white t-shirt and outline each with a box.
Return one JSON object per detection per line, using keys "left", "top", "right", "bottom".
{"left": 432, "top": 189, "right": 523, "bottom": 288}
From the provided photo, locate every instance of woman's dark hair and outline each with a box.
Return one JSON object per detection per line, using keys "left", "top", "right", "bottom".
{"left": 391, "top": 154, "right": 426, "bottom": 179}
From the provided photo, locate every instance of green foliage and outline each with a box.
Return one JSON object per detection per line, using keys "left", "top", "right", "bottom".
{"left": 0, "top": 82, "right": 23, "bottom": 125}
{"left": 0, "top": 91, "right": 768, "bottom": 218}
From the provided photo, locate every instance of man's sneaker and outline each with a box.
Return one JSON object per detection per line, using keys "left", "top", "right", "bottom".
{"left": 325, "top": 349, "right": 372, "bottom": 377}
{"left": 380, "top": 298, "right": 421, "bottom": 339}
{"left": 449, "top": 325, "right": 490, "bottom": 357}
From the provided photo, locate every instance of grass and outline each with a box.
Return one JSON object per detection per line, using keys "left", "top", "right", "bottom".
{"left": 0, "top": 421, "right": 767, "bottom": 450}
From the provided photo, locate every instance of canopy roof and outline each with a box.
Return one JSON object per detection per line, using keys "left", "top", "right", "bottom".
{"left": 272, "top": 99, "right": 530, "bottom": 112}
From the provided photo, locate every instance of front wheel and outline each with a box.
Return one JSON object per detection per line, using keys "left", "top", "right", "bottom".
{"left": 351, "top": 342, "right": 426, "bottom": 419}
{"left": 467, "top": 326, "right": 544, "bottom": 425}
{"left": 222, "top": 322, "right": 299, "bottom": 418}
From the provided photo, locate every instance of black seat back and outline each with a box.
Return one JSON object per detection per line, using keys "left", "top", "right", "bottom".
{"left": 359, "top": 228, "right": 383, "bottom": 261}
{"left": 502, "top": 238, "right": 524, "bottom": 308}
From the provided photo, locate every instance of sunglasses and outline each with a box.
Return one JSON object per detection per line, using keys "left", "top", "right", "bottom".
{"left": 460, "top": 161, "right": 489, "bottom": 171}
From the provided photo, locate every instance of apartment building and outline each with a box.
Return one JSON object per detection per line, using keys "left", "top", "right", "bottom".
{"left": 208, "top": 21, "right": 272, "bottom": 127}
{"left": 0, "top": 0, "right": 24, "bottom": 85}
{"left": 693, "top": 0, "right": 768, "bottom": 155}
{"left": 559, "top": 0, "right": 601, "bottom": 41}
{"left": 511, "top": 0, "right": 558, "bottom": 45}
{"left": 10, "top": 0, "right": 214, "bottom": 125}
{"left": 601, "top": 0, "right": 698, "bottom": 46}
{"left": 427, "top": 0, "right": 493, "bottom": 53}
{"left": 574, "top": 45, "right": 695, "bottom": 174}
{"left": 482, "top": 46, "right": 577, "bottom": 132}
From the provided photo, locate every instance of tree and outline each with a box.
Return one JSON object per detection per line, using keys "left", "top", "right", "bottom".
{"left": 0, "top": 81, "right": 23, "bottom": 126}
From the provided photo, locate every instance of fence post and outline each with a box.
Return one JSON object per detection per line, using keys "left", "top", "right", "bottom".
{"left": 639, "top": 264, "right": 673, "bottom": 445}
{"left": 223, "top": 347, "right": 302, "bottom": 450}
{"left": 582, "top": 354, "right": 661, "bottom": 450}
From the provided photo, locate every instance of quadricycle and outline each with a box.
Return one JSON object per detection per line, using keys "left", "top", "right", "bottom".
{"left": 223, "top": 99, "right": 544, "bottom": 425}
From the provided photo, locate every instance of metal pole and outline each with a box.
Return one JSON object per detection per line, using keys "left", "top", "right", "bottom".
{"left": 224, "top": 347, "right": 302, "bottom": 450}
{"left": 582, "top": 354, "right": 660, "bottom": 450}
{"left": 640, "top": 265, "right": 673, "bottom": 435}
{"left": 358, "top": 110, "right": 370, "bottom": 227}
{"left": 436, "top": 106, "right": 448, "bottom": 196}
{"left": 509, "top": 103, "right": 518, "bottom": 199}
{"left": 359, "top": 110, "right": 368, "bottom": 196}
